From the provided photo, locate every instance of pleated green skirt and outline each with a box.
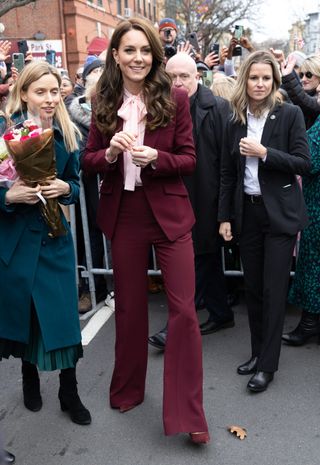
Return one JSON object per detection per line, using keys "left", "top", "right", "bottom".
{"left": 0, "top": 310, "right": 83, "bottom": 371}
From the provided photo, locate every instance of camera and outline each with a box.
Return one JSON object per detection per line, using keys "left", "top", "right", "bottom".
{"left": 164, "top": 44, "right": 177, "bottom": 58}
{"left": 164, "top": 29, "right": 176, "bottom": 58}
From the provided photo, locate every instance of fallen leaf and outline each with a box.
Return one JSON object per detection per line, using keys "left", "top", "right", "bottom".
{"left": 228, "top": 425, "right": 247, "bottom": 440}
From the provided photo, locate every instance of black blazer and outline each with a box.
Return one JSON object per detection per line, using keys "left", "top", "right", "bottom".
{"left": 218, "top": 102, "right": 311, "bottom": 236}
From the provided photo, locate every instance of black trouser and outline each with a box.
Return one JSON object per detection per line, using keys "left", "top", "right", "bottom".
{"left": 239, "top": 196, "right": 296, "bottom": 372}
{"left": 195, "top": 251, "right": 233, "bottom": 323}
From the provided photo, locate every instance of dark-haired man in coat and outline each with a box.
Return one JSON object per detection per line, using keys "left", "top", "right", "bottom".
{"left": 149, "top": 53, "right": 234, "bottom": 349}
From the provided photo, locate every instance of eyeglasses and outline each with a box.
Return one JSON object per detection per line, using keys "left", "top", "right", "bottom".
{"left": 299, "top": 71, "right": 314, "bottom": 79}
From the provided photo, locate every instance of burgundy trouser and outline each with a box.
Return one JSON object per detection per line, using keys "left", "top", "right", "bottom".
{"left": 109, "top": 188, "right": 208, "bottom": 435}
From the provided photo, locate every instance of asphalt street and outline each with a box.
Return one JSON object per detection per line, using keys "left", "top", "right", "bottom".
{"left": 1, "top": 289, "right": 319, "bottom": 465}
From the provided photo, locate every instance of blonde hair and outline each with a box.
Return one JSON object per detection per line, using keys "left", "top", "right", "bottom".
{"left": 231, "top": 50, "right": 281, "bottom": 125}
{"left": 300, "top": 55, "right": 320, "bottom": 78}
{"left": 7, "top": 61, "right": 81, "bottom": 152}
{"left": 210, "top": 76, "right": 236, "bottom": 101}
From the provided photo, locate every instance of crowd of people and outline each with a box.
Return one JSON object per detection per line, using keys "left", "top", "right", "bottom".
{"left": 0, "top": 14, "right": 319, "bottom": 462}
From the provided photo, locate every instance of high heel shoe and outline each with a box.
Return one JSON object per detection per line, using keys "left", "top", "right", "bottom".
{"left": 58, "top": 368, "right": 91, "bottom": 425}
{"left": 119, "top": 404, "right": 137, "bottom": 413}
{"left": 189, "top": 432, "right": 210, "bottom": 445}
{"left": 21, "top": 360, "right": 42, "bottom": 412}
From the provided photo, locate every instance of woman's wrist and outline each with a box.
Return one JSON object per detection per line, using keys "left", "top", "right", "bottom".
{"left": 105, "top": 147, "right": 118, "bottom": 163}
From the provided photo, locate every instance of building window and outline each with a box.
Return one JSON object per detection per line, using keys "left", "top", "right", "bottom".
{"left": 143, "top": 0, "right": 146, "bottom": 16}
{"left": 97, "top": 0, "right": 103, "bottom": 6}
{"left": 117, "top": 0, "right": 122, "bottom": 15}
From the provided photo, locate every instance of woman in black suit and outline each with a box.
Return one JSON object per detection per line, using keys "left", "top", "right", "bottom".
{"left": 218, "top": 51, "right": 311, "bottom": 392}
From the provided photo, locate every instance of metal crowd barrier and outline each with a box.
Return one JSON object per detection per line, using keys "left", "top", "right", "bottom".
{"left": 70, "top": 173, "right": 297, "bottom": 319}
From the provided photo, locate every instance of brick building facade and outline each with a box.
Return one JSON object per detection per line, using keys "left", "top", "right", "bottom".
{"left": 1, "top": 0, "right": 157, "bottom": 79}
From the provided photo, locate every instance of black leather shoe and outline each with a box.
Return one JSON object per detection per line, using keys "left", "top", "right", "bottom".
{"left": 200, "top": 318, "right": 234, "bottom": 335}
{"left": 247, "top": 371, "right": 274, "bottom": 392}
{"left": 237, "top": 356, "right": 258, "bottom": 375}
{"left": 3, "top": 450, "right": 15, "bottom": 464}
{"left": 148, "top": 325, "right": 168, "bottom": 350}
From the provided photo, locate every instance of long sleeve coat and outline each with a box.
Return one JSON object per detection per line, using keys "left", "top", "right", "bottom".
{"left": 0, "top": 125, "right": 81, "bottom": 352}
{"left": 218, "top": 103, "right": 311, "bottom": 237}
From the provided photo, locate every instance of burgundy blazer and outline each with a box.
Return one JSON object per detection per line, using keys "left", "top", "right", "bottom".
{"left": 82, "top": 87, "right": 196, "bottom": 241}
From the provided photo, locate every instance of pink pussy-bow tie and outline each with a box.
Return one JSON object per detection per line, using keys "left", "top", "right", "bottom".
{"left": 117, "top": 94, "right": 147, "bottom": 191}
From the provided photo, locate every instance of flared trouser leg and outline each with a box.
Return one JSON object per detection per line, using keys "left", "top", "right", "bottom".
{"left": 109, "top": 189, "right": 208, "bottom": 434}
{"left": 155, "top": 232, "right": 208, "bottom": 435}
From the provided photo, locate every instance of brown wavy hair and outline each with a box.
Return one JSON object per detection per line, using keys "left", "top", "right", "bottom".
{"left": 95, "top": 17, "right": 175, "bottom": 137}
{"left": 231, "top": 50, "right": 281, "bottom": 125}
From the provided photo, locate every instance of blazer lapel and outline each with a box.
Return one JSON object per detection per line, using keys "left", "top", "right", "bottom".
{"left": 144, "top": 114, "right": 160, "bottom": 149}
{"left": 261, "top": 104, "right": 281, "bottom": 147}
{"left": 236, "top": 124, "right": 247, "bottom": 176}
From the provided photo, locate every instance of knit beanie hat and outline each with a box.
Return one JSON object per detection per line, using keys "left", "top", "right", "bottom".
{"left": 159, "top": 18, "right": 177, "bottom": 31}
{"left": 82, "top": 56, "right": 103, "bottom": 82}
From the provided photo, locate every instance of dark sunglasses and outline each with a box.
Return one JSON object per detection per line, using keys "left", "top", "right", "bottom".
{"left": 299, "top": 71, "right": 313, "bottom": 79}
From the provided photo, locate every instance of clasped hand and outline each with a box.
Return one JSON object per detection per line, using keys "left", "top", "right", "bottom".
{"left": 107, "top": 131, "right": 158, "bottom": 168}
{"left": 5, "top": 178, "right": 69, "bottom": 205}
{"left": 239, "top": 137, "right": 267, "bottom": 158}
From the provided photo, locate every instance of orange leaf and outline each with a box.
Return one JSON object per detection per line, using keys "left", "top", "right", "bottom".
{"left": 228, "top": 425, "right": 247, "bottom": 440}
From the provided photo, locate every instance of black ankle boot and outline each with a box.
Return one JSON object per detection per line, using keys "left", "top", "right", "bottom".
{"left": 21, "top": 360, "right": 42, "bottom": 412}
{"left": 282, "top": 311, "right": 320, "bottom": 346}
{"left": 58, "top": 368, "right": 91, "bottom": 425}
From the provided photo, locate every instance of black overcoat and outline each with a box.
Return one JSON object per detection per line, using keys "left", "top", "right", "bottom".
{"left": 183, "top": 84, "right": 230, "bottom": 255}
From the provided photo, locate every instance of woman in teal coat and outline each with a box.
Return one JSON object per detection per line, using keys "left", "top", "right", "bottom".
{"left": 0, "top": 61, "right": 91, "bottom": 425}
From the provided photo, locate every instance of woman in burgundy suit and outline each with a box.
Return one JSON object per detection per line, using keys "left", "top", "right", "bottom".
{"left": 82, "top": 18, "right": 209, "bottom": 443}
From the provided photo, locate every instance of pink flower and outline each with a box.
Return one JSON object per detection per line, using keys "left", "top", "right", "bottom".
{"left": 20, "top": 135, "right": 29, "bottom": 141}
{"left": 29, "top": 129, "right": 42, "bottom": 137}
{"left": 0, "top": 157, "right": 17, "bottom": 180}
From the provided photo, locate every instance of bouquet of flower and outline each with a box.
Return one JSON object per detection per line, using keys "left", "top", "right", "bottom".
{"left": 3, "top": 121, "right": 66, "bottom": 237}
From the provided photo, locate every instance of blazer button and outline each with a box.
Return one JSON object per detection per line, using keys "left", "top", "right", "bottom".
{"left": 42, "top": 240, "right": 46, "bottom": 246}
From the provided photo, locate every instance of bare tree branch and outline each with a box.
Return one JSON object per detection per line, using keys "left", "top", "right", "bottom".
{"left": 169, "top": 0, "right": 262, "bottom": 54}
{"left": 0, "top": 0, "right": 36, "bottom": 17}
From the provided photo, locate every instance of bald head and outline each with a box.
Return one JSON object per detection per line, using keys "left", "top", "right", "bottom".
{"left": 166, "top": 52, "right": 199, "bottom": 96}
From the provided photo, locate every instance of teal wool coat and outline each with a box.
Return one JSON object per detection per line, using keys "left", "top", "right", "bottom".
{"left": 0, "top": 125, "right": 81, "bottom": 352}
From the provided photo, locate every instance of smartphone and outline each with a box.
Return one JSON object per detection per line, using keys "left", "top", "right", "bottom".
{"left": 186, "top": 32, "right": 200, "bottom": 52}
{"left": 234, "top": 25, "right": 244, "bottom": 40}
{"left": 17, "top": 39, "right": 28, "bottom": 56}
{"left": 12, "top": 53, "right": 25, "bottom": 72}
{"left": 232, "top": 45, "right": 242, "bottom": 57}
{"left": 202, "top": 70, "right": 213, "bottom": 88}
{"left": 209, "top": 43, "right": 220, "bottom": 55}
{"left": 46, "top": 50, "right": 56, "bottom": 66}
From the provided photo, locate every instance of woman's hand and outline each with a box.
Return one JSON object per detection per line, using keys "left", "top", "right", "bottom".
{"left": 219, "top": 222, "right": 233, "bottom": 241}
{"left": 5, "top": 179, "right": 41, "bottom": 205}
{"left": 131, "top": 145, "right": 158, "bottom": 168}
{"left": 280, "top": 54, "right": 296, "bottom": 77}
{"left": 239, "top": 137, "right": 267, "bottom": 159}
{"left": 41, "top": 179, "right": 70, "bottom": 199}
{"left": 106, "top": 131, "right": 137, "bottom": 162}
